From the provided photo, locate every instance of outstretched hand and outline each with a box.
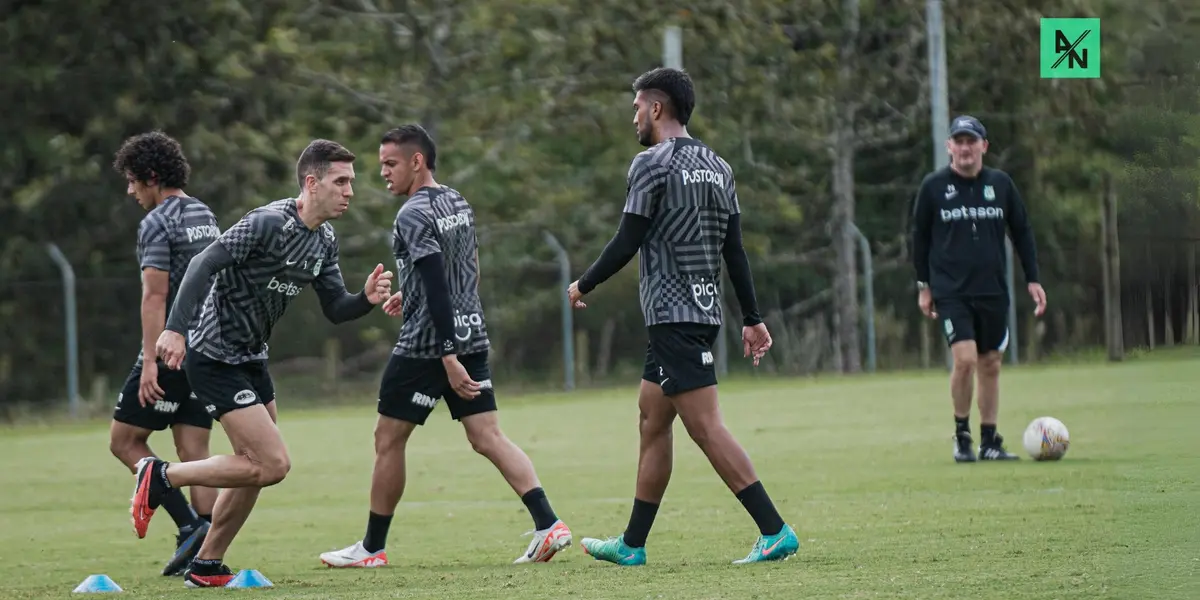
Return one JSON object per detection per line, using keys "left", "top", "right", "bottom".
{"left": 382, "top": 291, "right": 404, "bottom": 317}
{"left": 364, "top": 263, "right": 394, "bottom": 305}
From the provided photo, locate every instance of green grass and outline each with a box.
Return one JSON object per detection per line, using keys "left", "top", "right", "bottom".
{"left": 1, "top": 353, "right": 1197, "bottom": 599}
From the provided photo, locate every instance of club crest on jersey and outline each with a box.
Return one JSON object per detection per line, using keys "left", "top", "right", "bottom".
{"left": 691, "top": 279, "right": 717, "bottom": 312}
{"left": 983, "top": 185, "right": 995, "bottom": 201}
{"left": 311, "top": 258, "right": 322, "bottom": 276}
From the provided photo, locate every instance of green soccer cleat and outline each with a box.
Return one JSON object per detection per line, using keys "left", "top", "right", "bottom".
{"left": 580, "top": 535, "right": 647, "bottom": 566}
{"left": 732, "top": 524, "right": 800, "bottom": 564}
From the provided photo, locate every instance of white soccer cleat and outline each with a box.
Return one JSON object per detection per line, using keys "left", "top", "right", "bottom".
{"left": 319, "top": 541, "right": 388, "bottom": 568}
{"left": 513, "top": 520, "right": 573, "bottom": 564}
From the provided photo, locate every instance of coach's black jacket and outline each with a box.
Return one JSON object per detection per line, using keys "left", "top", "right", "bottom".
{"left": 910, "top": 166, "right": 1039, "bottom": 300}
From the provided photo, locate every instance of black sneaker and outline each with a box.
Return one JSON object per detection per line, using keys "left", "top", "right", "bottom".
{"left": 979, "top": 433, "right": 1020, "bottom": 461}
{"left": 954, "top": 431, "right": 977, "bottom": 463}
{"left": 163, "top": 521, "right": 209, "bottom": 576}
{"left": 183, "top": 561, "right": 235, "bottom": 588}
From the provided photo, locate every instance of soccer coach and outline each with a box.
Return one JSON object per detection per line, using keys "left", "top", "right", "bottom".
{"left": 910, "top": 115, "right": 1047, "bottom": 463}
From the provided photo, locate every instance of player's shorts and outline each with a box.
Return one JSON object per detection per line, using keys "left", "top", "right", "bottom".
{"left": 113, "top": 360, "right": 213, "bottom": 431}
{"left": 184, "top": 351, "right": 276, "bottom": 421}
{"left": 377, "top": 351, "right": 497, "bottom": 426}
{"left": 934, "top": 294, "right": 1010, "bottom": 353}
{"left": 641, "top": 323, "right": 721, "bottom": 396}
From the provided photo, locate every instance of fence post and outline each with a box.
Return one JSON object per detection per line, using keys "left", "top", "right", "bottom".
{"left": 849, "top": 223, "right": 877, "bottom": 372}
{"left": 46, "top": 243, "right": 80, "bottom": 417}
{"left": 542, "top": 232, "right": 575, "bottom": 391}
{"left": 1005, "top": 237, "right": 1019, "bottom": 365}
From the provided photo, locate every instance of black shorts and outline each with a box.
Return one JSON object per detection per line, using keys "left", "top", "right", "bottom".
{"left": 377, "top": 351, "right": 497, "bottom": 426}
{"left": 113, "top": 360, "right": 212, "bottom": 431}
{"left": 935, "top": 295, "right": 1011, "bottom": 353}
{"left": 641, "top": 323, "right": 720, "bottom": 396}
{"left": 184, "top": 351, "right": 276, "bottom": 421}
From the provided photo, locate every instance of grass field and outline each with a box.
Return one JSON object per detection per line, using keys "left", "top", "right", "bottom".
{"left": 1, "top": 351, "right": 1197, "bottom": 599}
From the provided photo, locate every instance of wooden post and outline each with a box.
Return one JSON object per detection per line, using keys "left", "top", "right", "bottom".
{"left": 324, "top": 338, "right": 340, "bottom": 387}
{"left": 1101, "top": 174, "right": 1124, "bottom": 361}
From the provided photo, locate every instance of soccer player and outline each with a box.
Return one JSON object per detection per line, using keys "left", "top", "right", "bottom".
{"left": 318, "top": 124, "right": 572, "bottom": 568}
{"left": 909, "top": 115, "right": 1046, "bottom": 463}
{"left": 131, "top": 139, "right": 395, "bottom": 588}
{"left": 566, "top": 67, "right": 799, "bottom": 566}
{"left": 109, "top": 131, "right": 219, "bottom": 576}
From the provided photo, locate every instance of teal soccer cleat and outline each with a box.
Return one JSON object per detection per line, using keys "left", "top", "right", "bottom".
{"left": 580, "top": 535, "right": 647, "bottom": 566}
{"left": 732, "top": 524, "right": 800, "bottom": 564}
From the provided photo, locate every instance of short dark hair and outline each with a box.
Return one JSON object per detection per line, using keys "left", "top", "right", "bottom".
{"left": 295, "top": 139, "right": 356, "bottom": 188}
{"left": 632, "top": 67, "right": 696, "bottom": 126}
{"left": 112, "top": 131, "right": 191, "bottom": 188}
{"left": 381, "top": 124, "right": 437, "bottom": 172}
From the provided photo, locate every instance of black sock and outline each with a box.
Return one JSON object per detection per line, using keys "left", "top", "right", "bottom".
{"left": 190, "top": 557, "right": 223, "bottom": 573}
{"left": 362, "top": 512, "right": 393, "bottom": 553}
{"left": 955, "top": 416, "right": 970, "bottom": 435}
{"left": 735, "top": 481, "right": 786, "bottom": 536}
{"left": 622, "top": 498, "right": 660, "bottom": 548}
{"left": 981, "top": 424, "right": 997, "bottom": 444}
{"left": 198, "top": 513, "right": 212, "bottom": 524}
{"left": 520, "top": 487, "right": 559, "bottom": 531}
{"left": 161, "top": 487, "right": 200, "bottom": 531}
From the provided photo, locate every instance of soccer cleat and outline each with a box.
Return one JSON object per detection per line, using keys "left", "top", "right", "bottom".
{"left": 183, "top": 562, "right": 235, "bottom": 588}
{"left": 979, "top": 433, "right": 1020, "bottom": 461}
{"left": 580, "top": 535, "right": 646, "bottom": 566}
{"left": 514, "top": 519, "right": 573, "bottom": 564}
{"left": 954, "top": 431, "right": 977, "bottom": 463}
{"left": 319, "top": 541, "right": 389, "bottom": 568}
{"left": 162, "top": 521, "right": 209, "bottom": 576}
{"left": 130, "top": 457, "right": 165, "bottom": 539}
{"left": 733, "top": 524, "right": 800, "bottom": 564}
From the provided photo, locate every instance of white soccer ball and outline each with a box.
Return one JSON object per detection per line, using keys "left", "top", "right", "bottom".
{"left": 1022, "top": 416, "right": 1070, "bottom": 461}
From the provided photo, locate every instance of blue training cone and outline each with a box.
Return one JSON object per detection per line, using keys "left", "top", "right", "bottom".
{"left": 225, "top": 569, "right": 273, "bottom": 589}
{"left": 72, "top": 574, "right": 123, "bottom": 593}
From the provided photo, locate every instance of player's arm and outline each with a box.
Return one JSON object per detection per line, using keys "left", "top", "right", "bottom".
{"left": 577, "top": 155, "right": 666, "bottom": 293}
{"left": 910, "top": 178, "right": 936, "bottom": 285}
{"left": 721, "top": 210, "right": 763, "bottom": 327}
{"left": 311, "top": 242, "right": 374, "bottom": 324}
{"left": 1004, "top": 176, "right": 1040, "bottom": 284}
{"left": 163, "top": 210, "right": 278, "bottom": 335}
{"left": 398, "top": 207, "right": 460, "bottom": 358}
{"left": 137, "top": 217, "right": 172, "bottom": 362}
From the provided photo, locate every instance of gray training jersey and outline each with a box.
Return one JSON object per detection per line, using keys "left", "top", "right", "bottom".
{"left": 623, "top": 138, "right": 740, "bottom": 327}
{"left": 134, "top": 195, "right": 220, "bottom": 365}
{"left": 391, "top": 185, "right": 490, "bottom": 359}
{"left": 190, "top": 198, "right": 343, "bottom": 364}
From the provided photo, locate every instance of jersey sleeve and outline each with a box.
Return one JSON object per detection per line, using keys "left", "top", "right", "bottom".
{"left": 621, "top": 153, "right": 669, "bottom": 218}
{"left": 395, "top": 205, "right": 441, "bottom": 262}
{"left": 136, "top": 214, "right": 171, "bottom": 272}
{"left": 217, "top": 209, "right": 282, "bottom": 264}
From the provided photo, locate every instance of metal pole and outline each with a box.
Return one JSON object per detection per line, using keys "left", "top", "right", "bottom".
{"left": 849, "top": 224, "right": 877, "bottom": 373}
{"left": 927, "top": 0, "right": 951, "bottom": 371}
{"left": 663, "top": 25, "right": 682, "bottom": 69}
{"left": 46, "top": 243, "right": 80, "bottom": 417}
{"left": 542, "top": 232, "right": 575, "bottom": 391}
{"left": 1005, "top": 237, "right": 1019, "bottom": 364}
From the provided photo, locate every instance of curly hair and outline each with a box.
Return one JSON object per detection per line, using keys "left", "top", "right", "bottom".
{"left": 112, "top": 131, "right": 191, "bottom": 189}
{"left": 296, "top": 139, "right": 357, "bottom": 188}
{"left": 632, "top": 67, "right": 696, "bottom": 126}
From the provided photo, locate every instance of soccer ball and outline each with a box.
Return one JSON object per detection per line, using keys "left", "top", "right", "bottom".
{"left": 1022, "top": 416, "right": 1070, "bottom": 461}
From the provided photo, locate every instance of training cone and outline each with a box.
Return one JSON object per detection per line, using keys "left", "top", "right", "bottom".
{"left": 224, "top": 569, "right": 273, "bottom": 589}
{"left": 72, "top": 574, "right": 122, "bottom": 593}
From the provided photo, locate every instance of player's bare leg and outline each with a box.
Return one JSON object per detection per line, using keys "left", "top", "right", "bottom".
{"left": 172, "top": 425, "right": 216, "bottom": 517}
{"left": 131, "top": 402, "right": 289, "bottom": 587}
{"left": 974, "top": 350, "right": 1017, "bottom": 460}
{"left": 461, "top": 411, "right": 572, "bottom": 563}
{"left": 581, "top": 381, "right": 674, "bottom": 566}
{"left": 950, "top": 341, "right": 979, "bottom": 462}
